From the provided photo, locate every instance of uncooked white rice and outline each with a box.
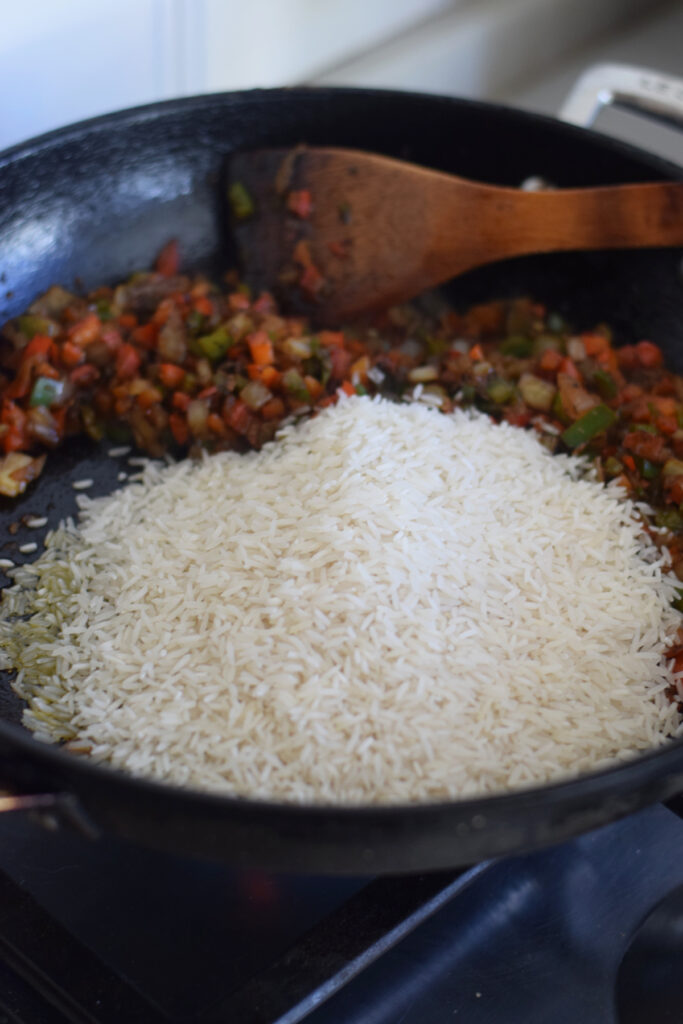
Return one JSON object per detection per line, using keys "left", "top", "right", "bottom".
{"left": 1, "top": 396, "right": 682, "bottom": 804}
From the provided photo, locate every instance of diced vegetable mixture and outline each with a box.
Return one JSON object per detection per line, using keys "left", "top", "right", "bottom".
{"left": 3, "top": 243, "right": 683, "bottom": 634}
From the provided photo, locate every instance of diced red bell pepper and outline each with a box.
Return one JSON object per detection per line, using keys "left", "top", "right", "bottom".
{"left": 131, "top": 322, "right": 158, "bottom": 349}
{"left": 155, "top": 239, "right": 180, "bottom": 278}
{"left": 70, "top": 365, "right": 100, "bottom": 388}
{"left": 115, "top": 344, "right": 142, "bottom": 380}
{"left": 1, "top": 401, "right": 27, "bottom": 452}
{"left": 287, "top": 189, "right": 313, "bottom": 219}
{"left": 169, "top": 413, "right": 189, "bottom": 445}
{"left": 225, "top": 398, "right": 251, "bottom": 434}
{"left": 61, "top": 340, "right": 85, "bottom": 367}
{"left": 6, "top": 335, "right": 54, "bottom": 399}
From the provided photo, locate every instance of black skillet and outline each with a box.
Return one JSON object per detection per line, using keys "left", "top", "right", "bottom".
{"left": 0, "top": 86, "right": 682, "bottom": 874}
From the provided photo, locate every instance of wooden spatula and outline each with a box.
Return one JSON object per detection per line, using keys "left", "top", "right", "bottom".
{"left": 227, "top": 146, "right": 683, "bottom": 322}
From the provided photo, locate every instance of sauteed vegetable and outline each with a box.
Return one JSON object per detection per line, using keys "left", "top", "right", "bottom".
{"left": 2, "top": 243, "right": 683, "bottom": 576}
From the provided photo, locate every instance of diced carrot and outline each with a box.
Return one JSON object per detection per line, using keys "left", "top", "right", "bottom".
{"left": 169, "top": 413, "right": 189, "bottom": 445}
{"left": 304, "top": 375, "right": 324, "bottom": 401}
{"left": 137, "top": 386, "right": 163, "bottom": 410}
{"left": 670, "top": 478, "right": 683, "bottom": 504}
{"left": 260, "top": 365, "right": 282, "bottom": 390}
{"left": 317, "top": 394, "right": 339, "bottom": 409}
{"left": 350, "top": 356, "right": 369, "bottom": 384}
{"left": 172, "top": 391, "right": 190, "bottom": 412}
{"left": 68, "top": 312, "right": 100, "bottom": 347}
{"left": 155, "top": 239, "right": 180, "bottom": 277}
{"left": 581, "top": 333, "right": 610, "bottom": 356}
{"left": 539, "top": 349, "right": 563, "bottom": 373}
{"left": 637, "top": 340, "right": 663, "bottom": 368}
{"left": 248, "top": 330, "right": 274, "bottom": 366}
{"left": 70, "top": 365, "right": 100, "bottom": 387}
{"left": 469, "top": 344, "right": 484, "bottom": 362}
{"left": 207, "top": 412, "right": 226, "bottom": 435}
{"left": 340, "top": 381, "right": 355, "bottom": 397}
{"left": 260, "top": 397, "right": 286, "bottom": 421}
{"left": 115, "top": 344, "right": 141, "bottom": 380}
{"left": 194, "top": 295, "right": 214, "bottom": 318}
{"left": 158, "top": 364, "right": 185, "bottom": 388}
{"left": 623, "top": 454, "right": 637, "bottom": 472}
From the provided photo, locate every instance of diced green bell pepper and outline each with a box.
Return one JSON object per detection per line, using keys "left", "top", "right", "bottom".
{"left": 561, "top": 404, "right": 616, "bottom": 448}
{"left": 197, "top": 327, "right": 233, "bottom": 361}
{"left": 228, "top": 181, "right": 255, "bottom": 221}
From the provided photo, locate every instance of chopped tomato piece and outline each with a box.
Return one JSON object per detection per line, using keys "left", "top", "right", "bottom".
{"left": 172, "top": 391, "right": 191, "bottom": 412}
{"left": 158, "top": 364, "right": 186, "bottom": 388}
{"left": 637, "top": 340, "right": 663, "bottom": 368}
{"left": 207, "top": 412, "right": 226, "bottom": 436}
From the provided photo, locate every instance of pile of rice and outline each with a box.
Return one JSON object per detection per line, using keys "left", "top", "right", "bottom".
{"left": 1, "top": 395, "right": 682, "bottom": 803}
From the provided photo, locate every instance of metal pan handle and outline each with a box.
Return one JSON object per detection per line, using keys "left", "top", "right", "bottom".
{"left": 560, "top": 63, "right": 683, "bottom": 132}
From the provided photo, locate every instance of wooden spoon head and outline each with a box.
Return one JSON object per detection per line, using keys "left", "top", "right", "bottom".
{"left": 227, "top": 146, "right": 448, "bottom": 323}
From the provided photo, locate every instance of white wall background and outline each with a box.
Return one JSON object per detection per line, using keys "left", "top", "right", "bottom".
{"left": 0, "top": 0, "right": 671, "bottom": 151}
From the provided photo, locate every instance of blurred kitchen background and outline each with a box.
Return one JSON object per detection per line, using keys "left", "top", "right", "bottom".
{"left": 0, "top": 0, "right": 681, "bottom": 161}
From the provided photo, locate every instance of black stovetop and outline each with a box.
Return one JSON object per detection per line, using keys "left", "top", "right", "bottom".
{"left": 0, "top": 802, "right": 682, "bottom": 1024}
